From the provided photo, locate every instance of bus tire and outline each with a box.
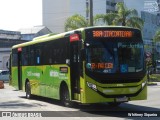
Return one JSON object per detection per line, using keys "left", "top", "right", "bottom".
{"left": 60, "top": 85, "right": 72, "bottom": 107}
{"left": 26, "top": 81, "right": 32, "bottom": 99}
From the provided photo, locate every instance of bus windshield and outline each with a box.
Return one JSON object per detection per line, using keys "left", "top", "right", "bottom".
{"left": 86, "top": 41, "right": 144, "bottom": 74}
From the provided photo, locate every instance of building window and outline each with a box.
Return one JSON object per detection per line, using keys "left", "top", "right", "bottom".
{"left": 106, "top": 9, "right": 115, "bottom": 13}
{"left": 106, "top": 9, "right": 109, "bottom": 13}
{"left": 106, "top": 1, "right": 110, "bottom": 5}
{"left": 111, "top": 2, "right": 116, "bottom": 7}
{"left": 141, "top": 12, "right": 145, "bottom": 21}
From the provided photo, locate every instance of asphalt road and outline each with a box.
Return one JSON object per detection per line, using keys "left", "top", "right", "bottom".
{"left": 0, "top": 82, "right": 160, "bottom": 120}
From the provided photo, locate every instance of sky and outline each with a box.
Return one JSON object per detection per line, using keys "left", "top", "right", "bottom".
{"left": 0, "top": 0, "right": 42, "bottom": 31}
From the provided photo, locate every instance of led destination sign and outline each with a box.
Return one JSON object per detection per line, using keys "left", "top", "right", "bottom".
{"left": 93, "top": 30, "right": 133, "bottom": 38}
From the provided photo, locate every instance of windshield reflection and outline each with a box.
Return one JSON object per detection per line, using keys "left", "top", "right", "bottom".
{"left": 86, "top": 41, "right": 144, "bottom": 74}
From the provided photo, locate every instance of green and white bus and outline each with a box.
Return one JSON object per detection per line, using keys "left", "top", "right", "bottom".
{"left": 10, "top": 26, "right": 147, "bottom": 106}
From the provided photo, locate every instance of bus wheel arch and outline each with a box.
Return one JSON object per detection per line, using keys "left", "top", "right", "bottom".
{"left": 60, "top": 81, "right": 72, "bottom": 107}
{"left": 25, "top": 79, "right": 32, "bottom": 99}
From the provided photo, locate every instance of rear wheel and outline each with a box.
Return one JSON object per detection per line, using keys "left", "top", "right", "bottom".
{"left": 60, "top": 85, "right": 72, "bottom": 107}
{"left": 26, "top": 81, "right": 31, "bottom": 99}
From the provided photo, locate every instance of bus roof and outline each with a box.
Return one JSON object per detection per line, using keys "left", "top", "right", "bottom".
{"left": 12, "top": 26, "right": 140, "bottom": 49}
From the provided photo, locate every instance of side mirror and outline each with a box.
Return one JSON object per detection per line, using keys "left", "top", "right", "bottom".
{"left": 66, "top": 59, "right": 70, "bottom": 66}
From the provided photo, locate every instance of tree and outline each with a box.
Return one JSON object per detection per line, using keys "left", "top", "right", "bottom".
{"left": 64, "top": 3, "right": 144, "bottom": 31}
{"left": 152, "top": 29, "right": 160, "bottom": 62}
{"left": 114, "top": 2, "right": 144, "bottom": 29}
{"left": 95, "top": 2, "right": 144, "bottom": 30}
{"left": 153, "top": 29, "right": 160, "bottom": 43}
{"left": 64, "top": 14, "right": 89, "bottom": 32}
{"left": 94, "top": 13, "right": 118, "bottom": 25}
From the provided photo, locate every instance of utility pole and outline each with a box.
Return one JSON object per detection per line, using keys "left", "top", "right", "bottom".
{"left": 89, "top": 0, "right": 93, "bottom": 26}
{"left": 86, "top": 0, "right": 89, "bottom": 22}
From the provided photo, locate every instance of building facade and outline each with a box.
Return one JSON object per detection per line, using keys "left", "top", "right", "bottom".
{"left": 42, "top": 0, "right": 123, "bottom": 33}
{"left": 0, "top": 26, "right": 51, "bottom": 70}
{"left": 124, "top": 0, "right": 160, "bottom": 55}
{"left": 0, "top": 30, "right": 25, "bottom": 70}
{"left": 19, "top": 26, "right": 51, "bottom": 41}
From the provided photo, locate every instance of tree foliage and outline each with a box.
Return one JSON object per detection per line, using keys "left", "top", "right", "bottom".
{"left": 153, "top": 29, "right": 160, "bottom": 42}
{"left": 64, "top": 2, "right": 144, "bottom": 31}
{"left": 94, "top": 13, "right": 118, "bottom": 25}
{"left": 95, "top": 2, "right": 144, "bottom": 29}
{"left": 64, "top": 14, "right": 89, "bottom": 31}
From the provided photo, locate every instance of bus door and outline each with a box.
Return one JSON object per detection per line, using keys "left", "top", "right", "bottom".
{"left": 17, "top": 48, "right": 22, "bottom": 90}
{"left": 70, "top": 35, "right": 81, "bottom": 99}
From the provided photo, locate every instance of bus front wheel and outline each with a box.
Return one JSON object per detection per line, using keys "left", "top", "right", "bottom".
{"left": 26, "top": 81, "right": 32, "bottom": 99}
{"left": 60, "top": 85, "right": 72, "bottom": 107}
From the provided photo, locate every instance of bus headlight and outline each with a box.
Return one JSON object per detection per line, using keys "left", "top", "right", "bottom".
{"left": 87, "top": 82, "right": 97, "bottom": 91}
{"left": 142, "top": 81, "right": 147, "bottom": 88}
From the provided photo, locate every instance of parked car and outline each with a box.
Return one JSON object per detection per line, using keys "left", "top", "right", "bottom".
{"left": 0, "top": 70, "right": 9, "bottom": 82}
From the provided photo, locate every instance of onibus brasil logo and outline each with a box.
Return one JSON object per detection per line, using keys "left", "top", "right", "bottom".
{"left": 144, "top": 1, "right": 160, "bottom": 13}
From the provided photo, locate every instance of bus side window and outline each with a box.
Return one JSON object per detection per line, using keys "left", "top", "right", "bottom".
{"left": 30, "top": 49, "right": 35, "bottom": 65}
{"left": 21, "top": 46, "right": 29, "bottom": 66}
{"left": 36, "top": 49, "right": 41, "bottom": 65}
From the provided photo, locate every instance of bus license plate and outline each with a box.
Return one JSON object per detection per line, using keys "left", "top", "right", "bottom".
{"left": 116, "top": 97, "right": 128, "bottom": 102}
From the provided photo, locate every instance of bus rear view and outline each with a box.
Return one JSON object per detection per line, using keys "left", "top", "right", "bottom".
{"left": 82, "top": 27, "right": 147, "bottom": 106}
